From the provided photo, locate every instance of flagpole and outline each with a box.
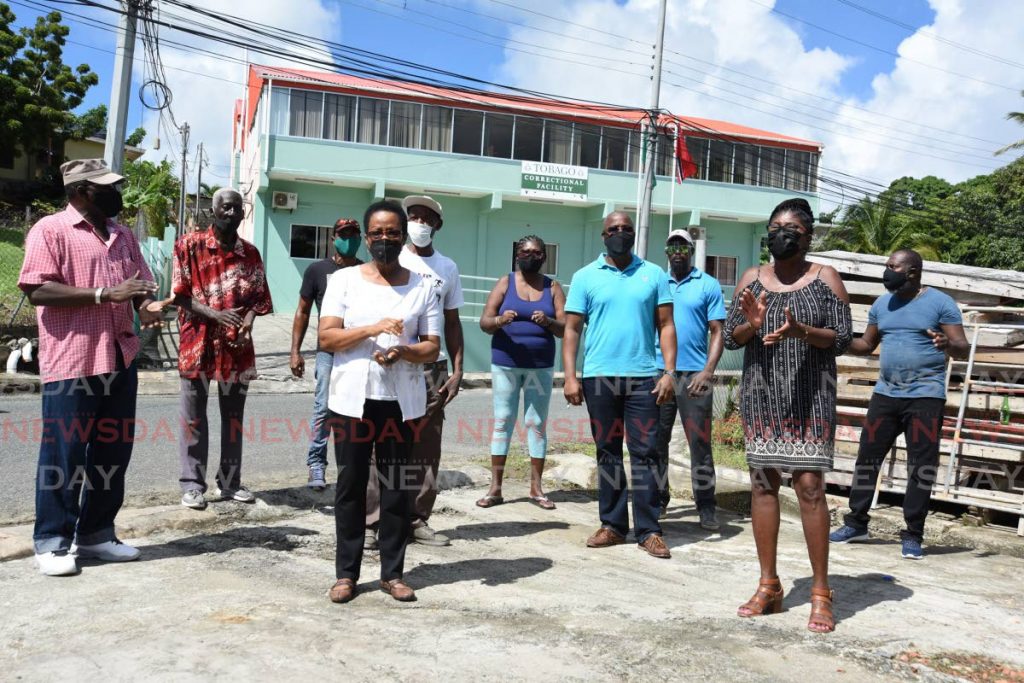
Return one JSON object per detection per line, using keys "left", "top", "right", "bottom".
{"left": 668, "top": 121, "right": 678, "bottom": 235}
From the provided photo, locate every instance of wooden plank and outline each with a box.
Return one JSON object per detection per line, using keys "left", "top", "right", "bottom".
{"left": 809, "top": 251, "right": 1024, "bottom": 300}
{"left": 847, "top": 318, "right": 1024, "bottom": 346}
{"left": 836, "top": 382, "right": 1024, "bottom": 413}
{"left": 840, "top": 279, "right": 1007, "bottom": 305}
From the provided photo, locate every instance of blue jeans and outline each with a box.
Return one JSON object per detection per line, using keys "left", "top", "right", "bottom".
{"left": 34, "top": 361, "right": 138, "bottom": 553}
{"left": 490, "top": 364, "right": 554, "bottom": 459}
{"left": 306, "top": 351, "right": 334, "bottom": 468}
{"left": 582, "top": 376, "right": 662, "bottom": 542}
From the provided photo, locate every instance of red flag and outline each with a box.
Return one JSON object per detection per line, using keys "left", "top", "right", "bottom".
{"left": 675, "top": 135, "right": 698, "bottom": 183}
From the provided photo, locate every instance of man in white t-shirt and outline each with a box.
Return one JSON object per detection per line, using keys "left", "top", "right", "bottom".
{"left": 365, "top": 195, "right": 464, "bottom": 548}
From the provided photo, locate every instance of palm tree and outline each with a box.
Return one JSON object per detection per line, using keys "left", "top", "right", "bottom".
{"left": 822, "top": 197, "right": 941, "bottom": 261}
{"left": 995, "top": 90, "right": 1024, "bottom": 156}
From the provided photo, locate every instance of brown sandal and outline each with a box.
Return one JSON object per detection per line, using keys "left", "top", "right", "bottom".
{"left": 808, "top": 587, "right": 835, "bottom": 633}
{"left": 737, "top": 577, "right": 784, "bottom": 617}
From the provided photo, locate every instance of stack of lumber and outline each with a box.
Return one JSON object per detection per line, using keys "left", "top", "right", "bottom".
{"left": 807, "top": 251, "right": 1024, "bottom": 534}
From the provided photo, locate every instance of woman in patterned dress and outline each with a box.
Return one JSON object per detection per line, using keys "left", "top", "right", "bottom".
{"left": 724, "top": 198, "right": 852, "bottom": 633}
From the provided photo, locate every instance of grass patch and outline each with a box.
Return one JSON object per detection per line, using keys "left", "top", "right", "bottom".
{"left": 712, "top": 414, "right": 748, "bottom": 471}
{"left": 0, "top": 231, "right": 31, "bottom": 327}
{"left": 472, "top": 449, "right": 561, "bottom": 480}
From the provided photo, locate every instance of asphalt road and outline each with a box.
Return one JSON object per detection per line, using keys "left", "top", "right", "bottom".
{"left": 0, "top": 388, "right": 585, "bottom": 524}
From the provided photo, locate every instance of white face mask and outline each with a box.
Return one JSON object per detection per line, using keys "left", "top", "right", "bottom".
{"left": 408, "top": 220, "right": 434, "bottom": 248}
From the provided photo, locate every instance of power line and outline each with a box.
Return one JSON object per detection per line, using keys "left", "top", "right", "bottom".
{"left": 832, "top": 0, "right": 1024, "bottom": 71}
{"left": 745, "top": 0, "right": 1020, "bottom": 93}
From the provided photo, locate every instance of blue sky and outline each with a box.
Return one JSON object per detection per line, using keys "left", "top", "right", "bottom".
{"left": 6, "top": 0, "right": 1022, "bottom": 189}
{"left": 12, "top": 0, "right": 934, "bottom": 123}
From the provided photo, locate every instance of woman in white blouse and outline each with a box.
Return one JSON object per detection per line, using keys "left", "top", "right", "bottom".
{"left": 319, "top": 200, "right": 442, "bottom": 604}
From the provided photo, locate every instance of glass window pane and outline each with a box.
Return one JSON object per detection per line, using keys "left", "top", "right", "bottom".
{"left": 655, "top": 133, "right": 675, "bottom": 177}
{"left": 807, "top": 153, "right": 819, "bottom": 192}
{"left": 422, "top": 105, "right": 453, "bottom": 152}
{"left": 514, "top": 117, "right": 543, "bottom": 161}
{"left": 786, "top": 150, "right": 809, "bottom": 191}
{"left": 270, "top": 87, "right": 290, "bottom": 136}
{"left": 707, "top": 140, "right": 732, "bottom": 183}
{"left": 289, "top": 224, "right": 317, "bottom": 259}
{"left": 759, "top": 146, "right": 785, "bottom": 188}
{"left": 289, "top": 90, "right": 323, "bottom": 138}
{"left": 683, "top": 137, "right": 708, "bottom": 180}
{"left": 452, "top": 109, "right": 483, "bottom": 155}
{"left": 627, "top": 129, "right": 641, "bottom": 173}
{"left": 322, "top": 93, "right": 355, "bottom": 141}
{"left": 733, "top": 143, "right": 757, "bottom": 185}
{"left": 601, "top": 127, "right": 628, "bottom": 171}
{"left": 574, "top": 124, "right": 600, "bottom": 168}
{"left": 357, "top": 97, "right": 388, "bottom": 145}
{"left": 389, "top": 101, "right": 422, "bottom": 149}
{"left": 483, "top": 113, "right": 513, "bottom": 158}
{"left": 543, "top": 120, "right": 572, "bottom": 164}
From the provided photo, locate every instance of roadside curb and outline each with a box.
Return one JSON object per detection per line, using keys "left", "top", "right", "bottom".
{"left": 544, "top": 452, "right": 1024, "bottom": 559}
{"left": 0, "top": 466, "right": 492, "bottom": 563}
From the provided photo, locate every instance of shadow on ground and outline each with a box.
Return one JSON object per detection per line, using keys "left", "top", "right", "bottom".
{"left": 124, "top": 525, "right": 320, "bottom": 562}
{"left": 786, "top": 573, "right": 914, "bottom": 623}
{"left": 449, "top": 520, "right": 570, "bottom": 541}
{"left": 405, "top": 556, "right": 554, "bottom": 587}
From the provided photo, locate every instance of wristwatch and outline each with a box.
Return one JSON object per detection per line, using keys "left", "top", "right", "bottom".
{"left": 95, "top": 287, "right": 104, "bottom": 304}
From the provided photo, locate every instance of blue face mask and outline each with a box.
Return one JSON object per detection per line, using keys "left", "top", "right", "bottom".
{"left": 334, "top": 236, "right": 360, "bottom": 258}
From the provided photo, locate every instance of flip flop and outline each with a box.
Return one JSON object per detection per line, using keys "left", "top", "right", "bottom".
{"left": 476, "top": 495, "right": 504, "bottom": 508}
{"left": 529, "top": 495, "right": 556, "bottom": 510}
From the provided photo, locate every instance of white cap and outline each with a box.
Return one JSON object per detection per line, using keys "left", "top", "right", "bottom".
{"left": 401, "top": 195, "right": 443, "bottom": 220}
{"left": 666, "top": 229, "right": 695, "bottom": 246}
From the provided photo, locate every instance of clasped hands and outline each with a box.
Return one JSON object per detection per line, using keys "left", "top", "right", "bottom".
{"left": 739, "top": 289, "right": 807, "bottom": 345}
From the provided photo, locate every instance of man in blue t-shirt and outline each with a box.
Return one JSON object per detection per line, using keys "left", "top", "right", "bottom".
{"left": 653, "top": 230, "right": 726, "bottom": 530}
{"left": 830, "top": 249, "right": 967, "bottom": 559}
{"left": 563, "top": 211, "right": 677, "bottom": 559}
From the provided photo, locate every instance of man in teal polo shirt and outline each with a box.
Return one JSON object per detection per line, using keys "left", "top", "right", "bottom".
{"left": 654, "top": 229, "right": 726, "bottom": 530}
{"left": 563, "top": 211, "right": 677, "bottom": 559}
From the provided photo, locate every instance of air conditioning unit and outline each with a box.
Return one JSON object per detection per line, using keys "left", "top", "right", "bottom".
{"left": 688, "top": 226, "right": 706, "bottom": 241}
{"left": 272, "top": 191, "right": 298, "bottom": 210}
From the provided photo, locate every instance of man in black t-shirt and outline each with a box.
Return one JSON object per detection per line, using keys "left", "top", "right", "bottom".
{"left": 290, "top": 218, "right": 363, "bottom": 489}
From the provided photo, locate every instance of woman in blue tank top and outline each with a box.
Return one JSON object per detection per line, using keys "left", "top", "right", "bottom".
{"left": 476, "top": 235, "right": 566, "bottom": 510}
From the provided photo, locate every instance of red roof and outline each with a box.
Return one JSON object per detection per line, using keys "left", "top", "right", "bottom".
{"left": 244, "top": 64, "right": 821, "bottom": 153}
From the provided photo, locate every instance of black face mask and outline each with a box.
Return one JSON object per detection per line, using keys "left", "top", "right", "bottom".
{"left": 882, "top": 267, "right": 909, "bottom": 292}
{"left": 768, "top": 228, "right": 803, "bottom": 260}
{"left": 214, "top": 214, "right": 242, "bottom": 233}
{"left": 369, "top": 239, "right": 403, "bottom": 264}
{"left": 604, "top": 233, "right": 635, "bottom": 257}
{"left": 91, "top": 187, "right": 123, "bottom": 219}
{"left": 517, "top": 256, "right": 544, "bottom": 274}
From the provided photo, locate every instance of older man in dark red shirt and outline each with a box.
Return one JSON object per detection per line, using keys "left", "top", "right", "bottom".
{"left": 172, "top": 188, "right": 272, "bottom": 510}
{"left": 19, "top": 159, "right": 161, "bottom": 576}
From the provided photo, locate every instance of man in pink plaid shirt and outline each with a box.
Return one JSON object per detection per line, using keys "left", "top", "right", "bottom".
{"left": 18, "top": 159, "right": 163, "bottom": 577}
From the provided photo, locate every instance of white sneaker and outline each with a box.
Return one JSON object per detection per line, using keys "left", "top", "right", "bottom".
{"left": 35, "top": 550, "right": 79, "bottom": 576}
{"left": 71, "top": 540, "right": 141, "bottom": 562}
{"left": 216, "top": 486, "right": 255, "bottom": 503}
{"left": 181, "top": 489, "right": 207, "bottom": 510}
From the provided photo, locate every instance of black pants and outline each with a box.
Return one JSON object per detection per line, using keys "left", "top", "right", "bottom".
{"left": 653, "top": 372, "right": 716, "bottom": 510}
{"left": 845, "top": 394, "right": 945, "bottom": 542}
{"left": 332, "top": 400, "right": 411, "bottom": 582}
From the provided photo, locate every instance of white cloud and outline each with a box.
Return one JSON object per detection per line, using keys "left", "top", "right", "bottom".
{"left": 134, "top": 0, "right": 343, "bottom": 190}
{"left": 483, "top": 0, "right": 1024, "bottom": 207}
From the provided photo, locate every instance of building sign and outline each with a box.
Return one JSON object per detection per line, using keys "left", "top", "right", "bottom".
{"left": 520, "top": 161, "right": 589, "bottom": 201}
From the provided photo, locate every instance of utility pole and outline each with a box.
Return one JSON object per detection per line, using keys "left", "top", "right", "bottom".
{"left": 178, "top": 123, "right": 190, "bottom": 237}
{"left": 635, "top": 0, "right": 668, "bottom": 260}
{"left": 193, "top": 142, "right": 204, "bottom": 225}
{"left": 103, "top": 0, "right": 141, "bottom": 173}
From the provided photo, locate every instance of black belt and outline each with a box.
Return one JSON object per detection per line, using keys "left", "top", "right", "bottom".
{"left": 425, "top": 360, "right": 448, "bottom": 370}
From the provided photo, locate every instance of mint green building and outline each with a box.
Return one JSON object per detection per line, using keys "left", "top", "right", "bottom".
{"left": 232, "top": 65, "right": 822, "bottom": 372}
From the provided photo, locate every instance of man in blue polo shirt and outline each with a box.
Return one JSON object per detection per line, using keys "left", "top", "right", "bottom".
{"left": 654, "top": 229, "right": 726, "bottom": 530}
{"left": 563, "top": 211, "right": 677, "bottom": 559}
{"left": 830, "top": 249, "right": 967, "bottom": 559}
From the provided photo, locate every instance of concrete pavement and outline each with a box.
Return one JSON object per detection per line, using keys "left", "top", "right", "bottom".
{"left": 2, "top": 476, "right": 1023, "bottom": 680}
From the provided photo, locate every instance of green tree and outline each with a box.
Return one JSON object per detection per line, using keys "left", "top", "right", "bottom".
{"left": 67, "top": 104, "right": 146, "bottom": 147}
{"left": 942, "top": 156, "right": 1024, "bottom": 270}
{"left": 995, "top": 90, "right": 1024, "bottom": 156}
{"left": 822, "top": 197, "right": 941, "bottom": 260}
{"left": 0, "top": 4, "right": 98, "bottom": 161}
{"left": 120, "top": 159, "right": 180, "bottom": 237}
